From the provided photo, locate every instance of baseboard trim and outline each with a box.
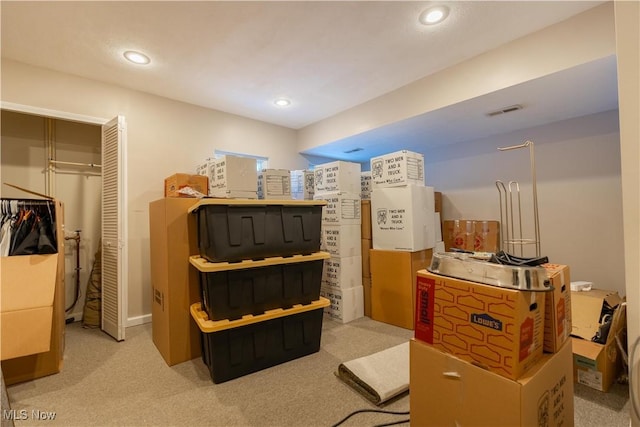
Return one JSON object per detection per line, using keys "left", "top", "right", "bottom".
{"left": 127, "top": 314, "right": 152, "bottom": 327}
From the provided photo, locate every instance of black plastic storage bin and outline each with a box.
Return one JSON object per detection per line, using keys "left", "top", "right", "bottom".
{"left": 191, "top": 298, "right": 329, "bottom": 384}
{"left": 191, "top": 252, "right": 330, "bottom": 321}
{"left": 189, "top": 199, "right": 326, "bottom": 263}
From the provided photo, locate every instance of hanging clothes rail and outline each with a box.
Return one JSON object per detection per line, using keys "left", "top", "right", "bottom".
{"left": 49, "top": 159, "right": 102, "bottom": 168}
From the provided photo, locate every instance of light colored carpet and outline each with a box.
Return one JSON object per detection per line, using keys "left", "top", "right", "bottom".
{"left": 4, "top": 318, "right": 632, "bottom": 426}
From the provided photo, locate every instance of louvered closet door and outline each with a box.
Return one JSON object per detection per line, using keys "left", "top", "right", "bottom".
{"left": 101, "top": 116, "right": 128, "bottom": 341}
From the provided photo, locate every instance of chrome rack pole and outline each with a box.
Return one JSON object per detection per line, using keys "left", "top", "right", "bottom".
{"left": 497, "top": 140, "right": 540, "bottom": 257}
{"left": 495, "top": 180, "right": 509, "bottom": 253}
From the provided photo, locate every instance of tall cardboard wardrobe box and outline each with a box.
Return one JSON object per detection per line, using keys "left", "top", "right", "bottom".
{"left": 1, "top": 185, "right": 65, "bottom": 385}
{"left": 149, "top": 198, "right": 201, "bottom": 365}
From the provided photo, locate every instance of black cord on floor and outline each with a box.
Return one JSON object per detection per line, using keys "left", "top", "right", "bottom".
{"left": 331, "top": 409, "right": 410, "bottom": 427}
{"left": 373, "top": 419, "right": 410, "bottom": 427}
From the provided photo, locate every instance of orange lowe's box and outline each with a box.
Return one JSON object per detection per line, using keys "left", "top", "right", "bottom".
{"left": 415, "top": 269, "right": 545, "bottom": 380}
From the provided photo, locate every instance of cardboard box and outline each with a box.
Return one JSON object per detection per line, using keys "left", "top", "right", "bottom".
{"left": 314, "top": 192, "right": 361, "bottom": 225}
{"left": 314, "top": 161, "right": 361, "bottom": 196}
{"left": 410, "top": 338, "right": 574, "bottom": 427}
{"left": 371, "top": 185, "right": 435, "bottom": 251}
{"left": 443, "top": 219, "right": 500, "bottom": 252}
{"left": 434, "top": 212, "right": 442, "bottom": 242}
{"left": 570, "top": 288, "right": 626, "bottom": 392}
{"left": 291, "top": 169, "right": 314, "bottom": 200}
{"left": 258, "top": 169, "right": 291, "bottom": 200}
{"left": 443, "top": 219, "right": 474, "bottom": 251}
{"left": 1, "top": 189, "right": 65, "bottom": 385}
{"left": 149, "top": 198, "right": 202, "bottom": 366}
{"left": 363, "top": 277, "right": 371, "bottom": 317}
{"left": 164, "top": 173, "right": 208, "bottom": 197}
{"left": 475, "top": 220, "right": 500, "bottom": 252}
{"left": 542, "top": 264, "right": 572, "bottom": 353}
{"left": 322, "top": 255, "right": 362, "bottom": 290}
{"left": 320, "top": 285, "right": 364, "bottom": 323}
{"left": 434, "top": 191, "right": 442, "bottom": 214}
{"left": 361, "top": 200, "right": 372, "bottom": 240}
{"left": 361, "top": 171, "right": 372, "bottom": 200}
{"left": 361, "top": 239, "right": 372, "bottom": 278}
{"left": 207, "top": 155, "right": 258, "bottom": 198}
{"left": 1, "top": 255, "right": 57, "bottom": 360}
{"left": 415, "top": 270, "right": 545, "bottom": 380}
{"left": 320, "top": 224, "right": 361, "bottom": 258}
{"left": 370, "top": 249, "right": 433, "bottom": 330}
{"left": 370, "top": 150, "right": 424, "bottom": 188}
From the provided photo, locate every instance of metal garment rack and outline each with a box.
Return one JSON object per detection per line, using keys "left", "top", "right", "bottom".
{"left": 495, "top": 140, "right": 541, "bottom": 257}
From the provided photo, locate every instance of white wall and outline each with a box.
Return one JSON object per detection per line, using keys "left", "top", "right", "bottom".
{"left": 0, "top": 111, "right": 47, "bottom": 195}
{"left": 1, "top": 59, "right": 306, "bottom": 322}
{"left": 425, "top": 110, "right": 626, "bottom": 297}
{"left": 614, "top": 1, "right": 640, "bottom": 425}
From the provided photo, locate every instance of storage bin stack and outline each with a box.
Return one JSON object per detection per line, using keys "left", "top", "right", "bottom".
{"left": 369, "top": 150, "right": 436, "bottom": 329}
{"left": 313, "top": 160, "right": 364, "bottom": 323}
{"left": 360, "top": 171, "right": 372, "bottom": 316}
{"left": 290, "top": 169, "right": 314, "bottom": 200}
{"left": 188, "top": 199, "right": 330, "bottom": 384}
{"left": 196, "top": 155, "right": 258, "bottom": 199}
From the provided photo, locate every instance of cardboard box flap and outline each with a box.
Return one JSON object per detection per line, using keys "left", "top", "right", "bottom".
{"left": 571, "top": 289, "right": 620, "bottom": 341}
{"left": 606, "top": 299, "right": 627, "bottom": 345}
{"left": 571, "top": 336, "right": 604, "bottom": 360}
{"left": 1, "top": 254, "right": 58, "bottom": 312}
{"left": 3, "top": 183, "right": 54, "bottom": 200}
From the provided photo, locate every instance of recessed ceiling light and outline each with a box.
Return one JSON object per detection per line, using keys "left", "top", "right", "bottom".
{"left": 123, "top": 50, "right": 151, "bottom": 65}
{"left": 419, "top": 6, "right": 449, "bottom": 25}
{"left": 274, "top": 98, "right": 291, "bottom": 107}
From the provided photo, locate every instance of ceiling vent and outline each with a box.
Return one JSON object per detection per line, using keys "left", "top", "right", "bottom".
{"left": 486, "top": 104, "right": 523, "bottom": 117}
{"left": 343, "top": 148, "right": 364, "bottom": 154}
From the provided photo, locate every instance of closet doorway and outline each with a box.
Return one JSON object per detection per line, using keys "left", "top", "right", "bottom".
{"left": 0, "top": 108, "right": 128, "bottom": 341}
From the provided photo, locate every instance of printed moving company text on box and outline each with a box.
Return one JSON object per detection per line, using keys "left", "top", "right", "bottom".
{"left": 370, "top": 150, "right": 424, "bottom": 188}
{"left": 314, "top": 161, "right": 360, "bottom": 196}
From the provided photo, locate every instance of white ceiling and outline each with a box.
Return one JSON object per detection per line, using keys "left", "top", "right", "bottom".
{"left": 1, "top": 1, "right": 615, "bottom": 160}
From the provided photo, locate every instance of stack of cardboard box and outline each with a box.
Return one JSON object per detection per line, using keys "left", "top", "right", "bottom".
{"left": 360, "top": 172, "right": 372, "bottom": 316}
{"left": 314, "top": 161, "right": 364, "bottom": 323}
{"left": 410, "top": 265, "right": 574, "bottom": 426}
{"left": 369, "top": 150, "right": 436, "bottom": 330}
